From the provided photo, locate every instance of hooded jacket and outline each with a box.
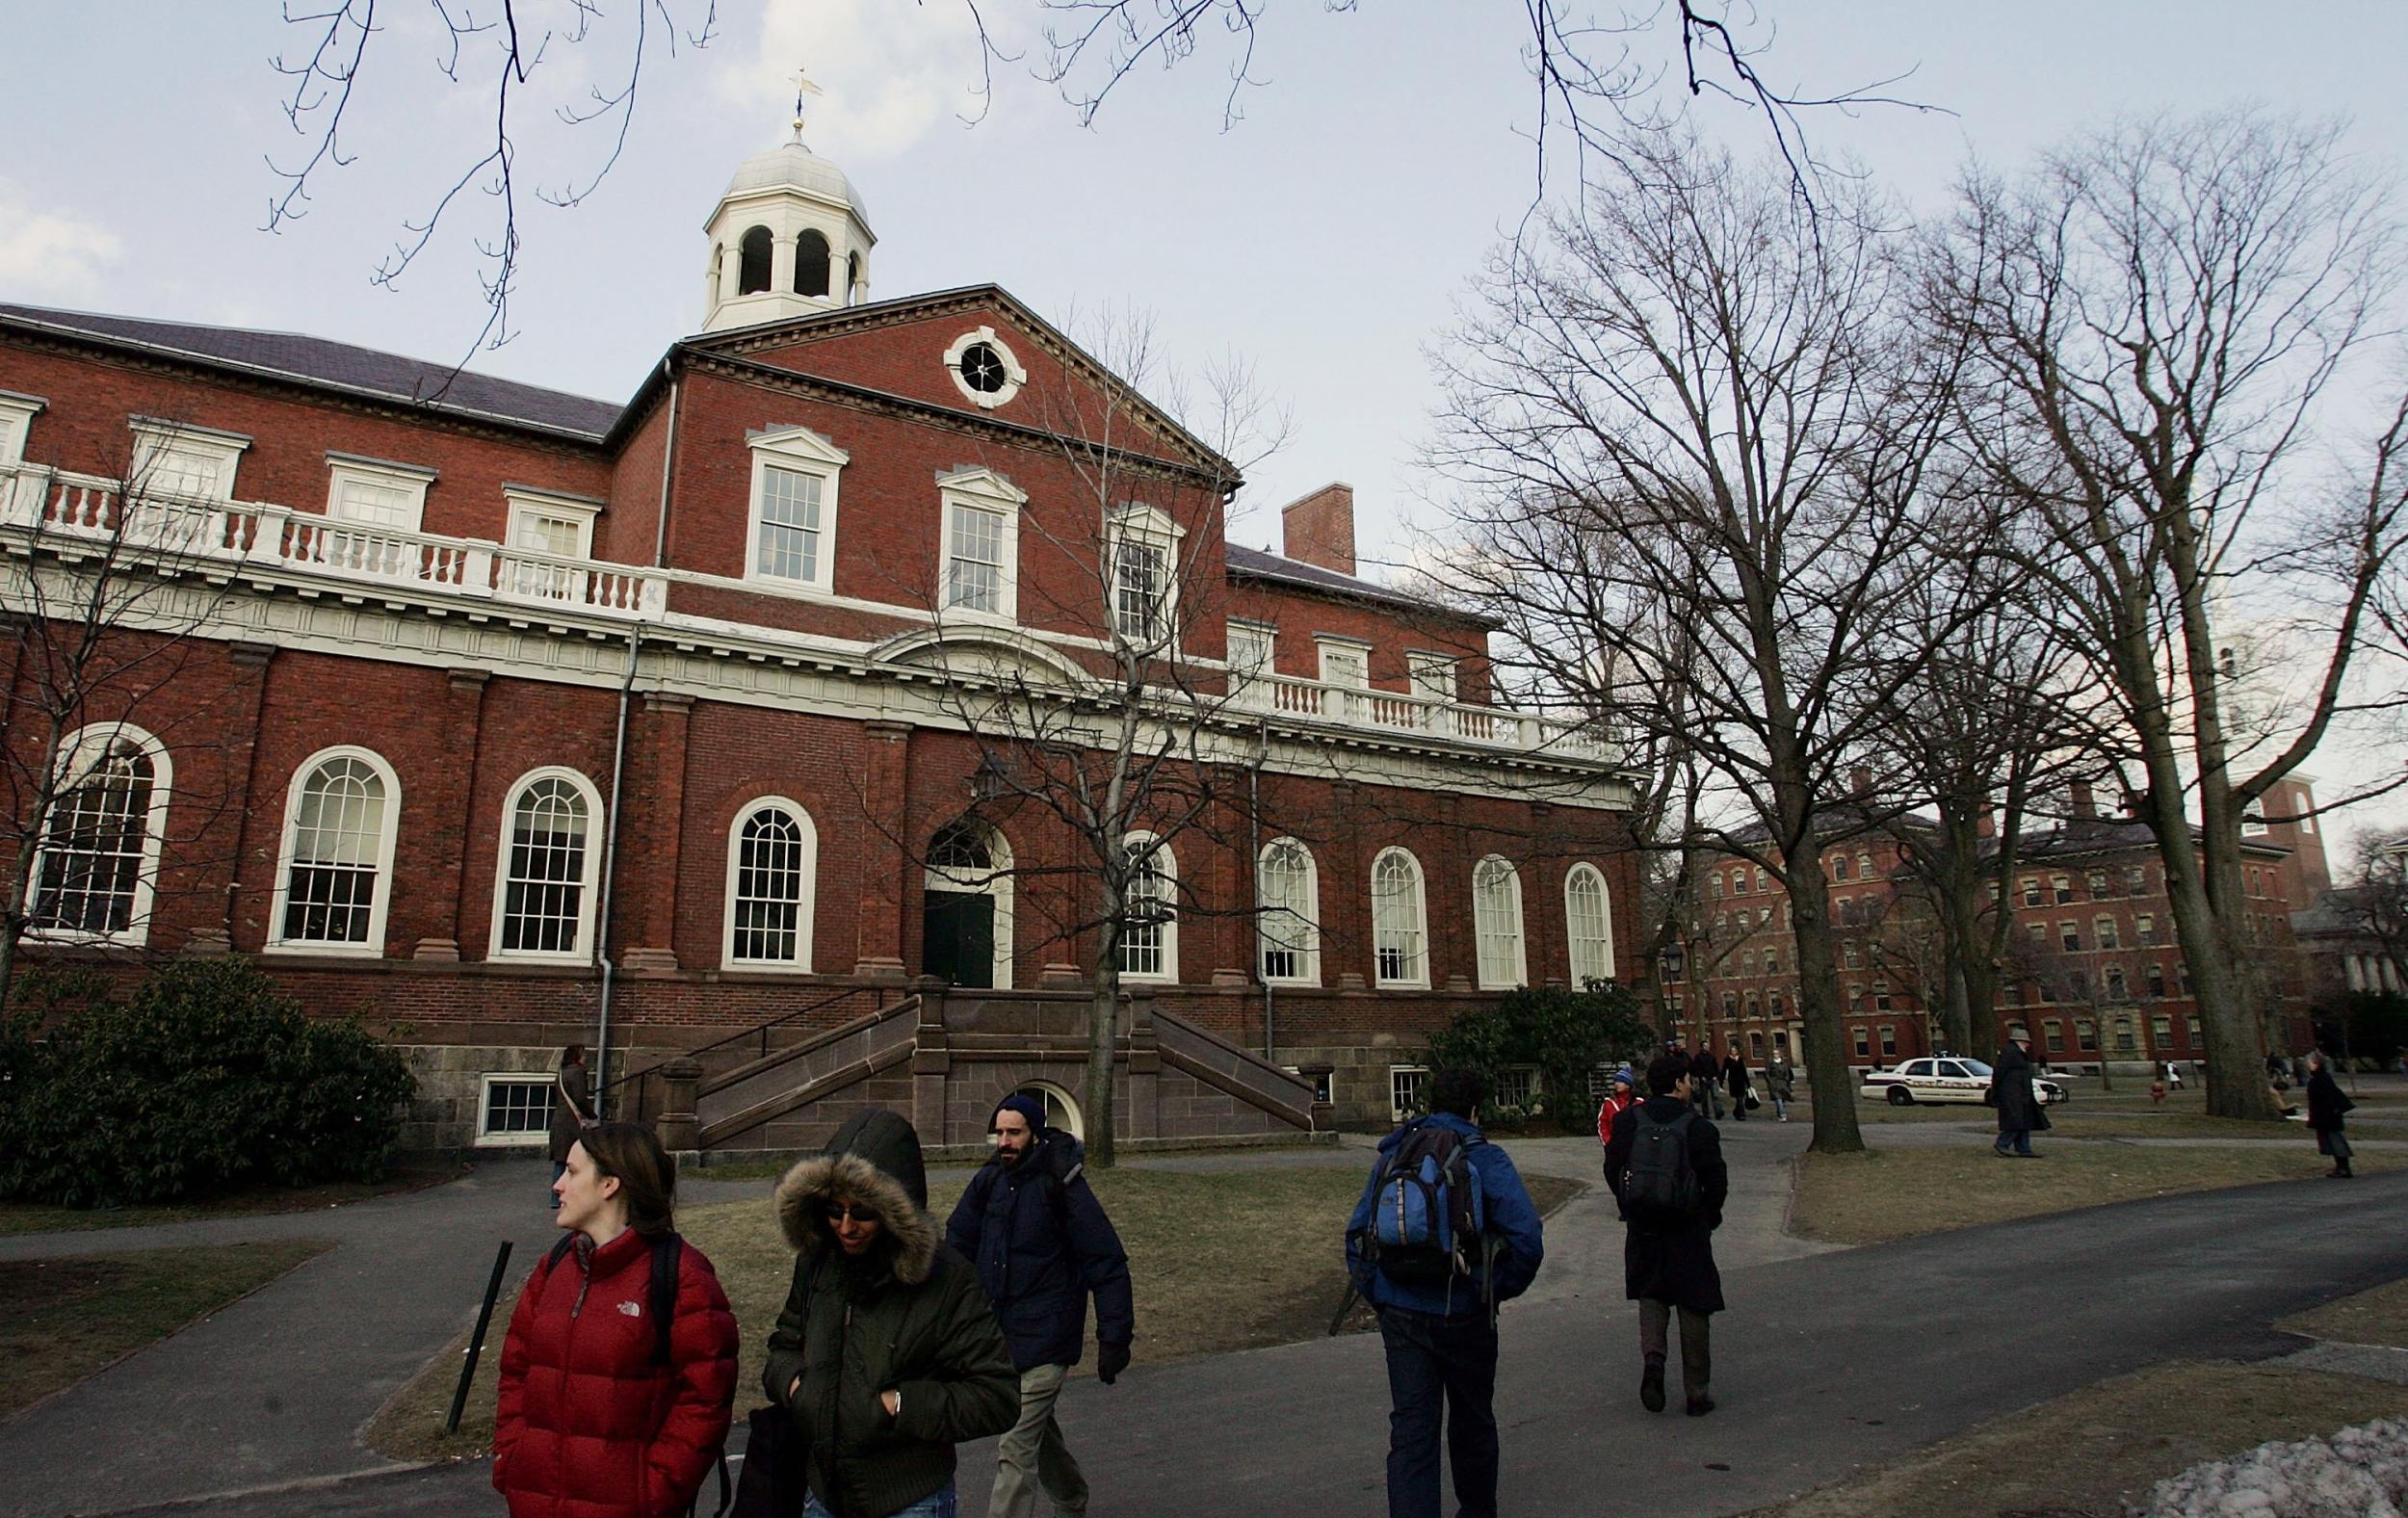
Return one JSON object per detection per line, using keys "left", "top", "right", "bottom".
{"left": 491, "top": 1227, "right": 739, "bottom": 1518}
{"left": 1604, "top": 1095, "right": 1730, "bottom": 1313}
{"left": 943, "top": 1127, "right": 1135, "bottom": 1373}
{"left": 1343, "top": 1112, "right": 1545, "bottom": 1319}
{"left": 761, "top": 1110, "right": 1017, "bottom": 1518}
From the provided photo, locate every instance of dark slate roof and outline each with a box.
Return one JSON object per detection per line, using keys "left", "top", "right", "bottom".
{"left": 2012, "top": 817, "right": 2289, "bottom": 860}
{"left": 0, "top": 304, "right": 624, "bottom": 441}
{"left": 1224, "top": 542, "right": 1490, "bottom": 623}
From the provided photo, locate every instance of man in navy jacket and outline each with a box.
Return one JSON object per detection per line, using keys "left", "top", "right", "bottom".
{"left": 1345, "top": 1069, "right": 1545, "bottom": 1518}
{"left": 944, "top": 1094, "right": 1134, "bottom": 1518}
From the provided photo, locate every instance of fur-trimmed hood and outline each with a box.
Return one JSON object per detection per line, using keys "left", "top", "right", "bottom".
{"left": 774, "top": 1109, "right": 939, "bottom": 1285}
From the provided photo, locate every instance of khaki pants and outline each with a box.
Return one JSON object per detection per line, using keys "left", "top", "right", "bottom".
{"left": 990, "top": 1362, "right": 1088, "bottom": 1518}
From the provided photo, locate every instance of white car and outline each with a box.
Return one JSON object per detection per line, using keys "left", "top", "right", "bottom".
{"left": 1860, "top": 1057, "right": 2070, "bottom": 1107}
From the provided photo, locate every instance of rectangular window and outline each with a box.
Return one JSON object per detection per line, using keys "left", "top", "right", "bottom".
{"left": 2043, "top": 1018, "right": 2064, "bottom": 1052}
{"left": 756, "top": 465, "right": 824, "bottom": 582}
{"left": 1844, "top": 941, "right": 1862, "bottom": 969}
{"left": 0, "top": 393, "right": 42, "bottom": 465}
{"left": 2020, "top": 877, "right": 2041, "bottom": 906}
{"left": 1228, "top": 622, "right": 1274, "bottom": 687}
{"left": 2186, "top": 1016, "right": 2202, "bottom": 1042}
{"left": 946, "top": 504, "right": 1008, "bottom": 614}
{"left": 1285, "top": 1065, "right": 1336, "bottom": 1105}
{"left": 2095, "top": 916, "right": 2120, "bottom": 951}
{"left": 1111, "top": 537, "right": 1168, "bottom": 641}
{"left": 1318, "top": 641, "right": 1370, "bottom": 689}
{"left": 1492, "top": 1067, "right": 1537, "bottom": 1111}
{"left": 2027, "top": 922, "right": 2048, "bottom": 947}
{"left": 332, "top": 473, "right": 419, "bottom": 529}
{"left": 1852, "top": 1027, "right": 1871, "bottom": 1058}
{"left": 2060, "top": 921, "right": 2081, "bottom": 953}
{"left": 2086, "top": 869, "right": 2109, "bottom": 898}
{"left": 2076, "top": 1019, "right": 2097, "bottom": 1050}
{"left": 2136, "top": 914, "right": 2157, "bottom": 946}
{"left": 2114, "top": 1017, "right": 2137, "bottom": 1053}
{"left": 1763, "top": 947, "right": 1779, "bottom": 975}
{"left": 2127, "top": 866, "right": 2149, "bottom": 895}
{"left": 2104, "top": 966, "right": 2127, "bottom": 1001}
{"left": 2145, "top": 962, "right": 2165, "bottom": 998}
{"left": 2152, "top": 1014, "right": 2172, "bottom": 1042}
{"left": 1878, "top": 1025, "right": 1897, "bottom": 1058}
{"left": 477, "top": 1075, "right": 553, "bottom": 1147}
{"left": 1405, "top": 651, "right": 1457, "bottom": 703}
{"left": 2053, "top": 876, "right": 2073, "bottom": 904}
{"left": 1390, "top": 1065, "right": 1430, "bottom": 1122}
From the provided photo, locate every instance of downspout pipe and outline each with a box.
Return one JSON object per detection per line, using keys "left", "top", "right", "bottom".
{"left": 594, "top": 359, "right": 680, "bottom": 1114}
{"left": 1250, "top": 715, "right": 1274, "bottom": 1068}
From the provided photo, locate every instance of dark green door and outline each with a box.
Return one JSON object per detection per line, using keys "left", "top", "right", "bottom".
{"left": 923, "top": 891, "right": 996, "bottom": 988}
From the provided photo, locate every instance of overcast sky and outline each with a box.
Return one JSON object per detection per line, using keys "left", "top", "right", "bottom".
{"left": 5, "top": 1, "right": 2403, "bottom": 844}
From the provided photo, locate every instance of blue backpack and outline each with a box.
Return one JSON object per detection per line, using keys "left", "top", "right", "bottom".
{"left": 1365, "top": 1120, "right": 1487, "bottom": 1287}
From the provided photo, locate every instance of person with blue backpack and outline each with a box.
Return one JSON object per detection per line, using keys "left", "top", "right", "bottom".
{"left": 1603, "top": 1052, "right": 1731, "bottom": 1417}
{"left": 1344, "top": 1068, "right": 1546, "bottom": 1518}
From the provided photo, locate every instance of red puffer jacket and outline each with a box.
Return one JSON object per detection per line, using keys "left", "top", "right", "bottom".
{"left": 493, "top": 1228, "right": 739, "bottom": 1518}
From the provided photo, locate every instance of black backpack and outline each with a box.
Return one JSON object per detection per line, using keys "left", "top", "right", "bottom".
{"left": 1617, "top": 1107, "right": 1701, "bottom": 1224}
{"left": 1361, "top": 1119, "right": 1487, "bottom": 1288}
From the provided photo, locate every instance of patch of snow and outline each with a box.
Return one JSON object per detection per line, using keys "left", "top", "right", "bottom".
{"left": 2130, "top": 1419, "right": 2408, "bottom": 1518}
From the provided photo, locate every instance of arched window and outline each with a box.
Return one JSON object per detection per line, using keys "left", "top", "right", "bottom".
{"left": 1117, "top": 831, "right": 1177, "bottom": 981}
{"left": 1371, "top": 847, "right": 1428, "bottom": 987}
{"left": 725, "top": 798, "right": 818, "bottom": 969}
{"left": 738, "top": 225, "right": 772, "bottom": 294}
{"left": 847, "top": 250, "right": 862, "bottom": 302}
{"left": 270, "top": 746, "right": 400, "bottom": 953}
{"left": 793, "top": 229, "right": 831, "bottom": 297}
{"left": 1471, "top": 855, "right": 1526, "bottom": 989}
{"left": 1257, "top": 837, "right": 1320, "bottom": 983}
{"left": 489, "top": 769, "right": 604, "bottom": 959}
{"left": 1565, "top": 863, "right": 1615, "bottom": 984}
{"left": 27, "top": 723, "right": 171, "bottom": 943}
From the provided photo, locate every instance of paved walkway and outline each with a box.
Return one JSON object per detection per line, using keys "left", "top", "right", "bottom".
{"left": 13, "top": 1120, "right": 2407, "bottom": 1517}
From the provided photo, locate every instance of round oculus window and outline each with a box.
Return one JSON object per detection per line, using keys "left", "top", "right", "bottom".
{"left": 957, "top": 342, "right": 1009, "bottom": 395}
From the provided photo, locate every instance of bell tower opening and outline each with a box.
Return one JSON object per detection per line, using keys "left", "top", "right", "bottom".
{"left": 701, "top": 69, "right": 877, "bottom": 333}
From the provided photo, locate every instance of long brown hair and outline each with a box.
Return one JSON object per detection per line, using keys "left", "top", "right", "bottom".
{"left": 580, "top": 1121, "right": 675, "bottom": 1237}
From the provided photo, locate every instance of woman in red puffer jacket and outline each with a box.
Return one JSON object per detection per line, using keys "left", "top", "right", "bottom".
{"left": 494, "top": 1121, "right": 739, "bottom": 1518}
{"left": 1596, "top": 1067, "right": 1638, "bottom": 1146}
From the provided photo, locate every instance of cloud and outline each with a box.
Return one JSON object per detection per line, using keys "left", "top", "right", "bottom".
{"left": 717, "top": 0, "right": 993, "bottom": 161}
{"left": 0, "top": 183, "right": 123, "bottom": 299}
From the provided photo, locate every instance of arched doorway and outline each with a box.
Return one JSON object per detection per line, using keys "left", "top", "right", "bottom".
{"left": 923, "top": 821, "right": 1012, "bottom": 989}
{"left": 1015, "top": 1080, "right": 1082, "bottom": 1139}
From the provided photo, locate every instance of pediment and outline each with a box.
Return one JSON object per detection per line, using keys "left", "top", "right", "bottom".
{"left": 870, "top": 624, "right": 1089, "bottom": 687}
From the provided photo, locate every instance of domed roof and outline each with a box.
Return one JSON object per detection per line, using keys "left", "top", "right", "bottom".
{"left": 720, "top": 136, "right": 868, "bottom": 223}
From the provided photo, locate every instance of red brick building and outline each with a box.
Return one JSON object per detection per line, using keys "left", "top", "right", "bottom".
{"left": 0, "top": 128, "right": 1639, "bottom": 1149}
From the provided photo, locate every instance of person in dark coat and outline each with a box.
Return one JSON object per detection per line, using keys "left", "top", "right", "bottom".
{"left": 1688, "top": 1047, "right": 1725, "bottom": 1119}
{"left": 2305, "top": 1051, "right": 2355, "bottom": 1179}
{"left": 548, "top": 1044, "right": 595, "bottom": 1208}
{"left": 1990, "top": 1031, "right": 2051, "bottom": 1158}
{"left": 763, "top": 1109, "right": 1019, "bottom": 1518}
{"left": 1724, "top": 1052, "right": 1752, "bottom": 1121}
{"left": 1604, "top": 1052, "right": 1731, "bottom": 1417}
{"left": 944, "top": 1094, "right": 1135, "bottom": 1518}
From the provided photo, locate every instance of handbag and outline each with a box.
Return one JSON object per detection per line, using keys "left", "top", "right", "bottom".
{"left": 558, "top": 1072, "right": 599, "bottom": 1132}
{"left": 727, "top": 1403, "right": 809, "bottom": 1518}
{"left": 1745, "top": 1094, "right": 1761, "bottom": 1111}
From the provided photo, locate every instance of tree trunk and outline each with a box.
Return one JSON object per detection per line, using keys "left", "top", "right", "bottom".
{"left": 1086, "top": 967, "right": 1119, "bottom": 1167}
{"left": 1781, "top": 836, "right": 1865, "bottom": 1155}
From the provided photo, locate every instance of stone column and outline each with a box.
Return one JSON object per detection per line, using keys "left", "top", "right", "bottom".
{"left": 1125, "top": 987, "right": 1160, "bottom": 1140}
{"left": 655, "top": 1057, "right": 703, "bottom": 1153}
{"left": 618, "top": 692, "right": 694, "bottom": 973}
{"left": 910, "top": 980, "right": 952, "bottom": 1145}
{"left": 418, "top": 667, "right": 490, "bottom": 960}
{"left": 852, "top": 720, "right": 913, "bottom": 979}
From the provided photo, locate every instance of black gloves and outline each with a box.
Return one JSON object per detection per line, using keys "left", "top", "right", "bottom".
{"left": 1096, "top": 1342, "right": 1132, "bottom": 1385}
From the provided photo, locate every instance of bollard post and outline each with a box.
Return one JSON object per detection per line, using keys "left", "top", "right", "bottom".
{"left": 447, "top": 1240, "right": 514, "bottom": 1435}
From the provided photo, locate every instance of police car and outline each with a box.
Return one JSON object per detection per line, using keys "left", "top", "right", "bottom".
{"left": 1859, "top": 1056, "right": 2070, "bottom": 1107}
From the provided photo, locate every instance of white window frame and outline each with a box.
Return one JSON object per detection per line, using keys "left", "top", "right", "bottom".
{"left": 942, "top": 326, "right": 1030, "bottom": 410}
{"left": 25, "top": 721, "right": 172, "bottom": 947}
{"left": 1228, "top": 620, "right": 1276, "bottom": 688}
{"left": 1565, "top": 862, "right": 1616, "bottom": 984}
{"left": 1472, "top": 854, "right": 1528, "bottom": 990}
{"left": 486, "top": 767, "right": 606, "bottom": 962}
{"left": 267, "top": 745, "right": 402, "bottom": 957}
{"left": 1284, "top": 1064, "right": 1336, "bottom": 1105}
{"left": 1256, "top": 836, "right": 1321, "bottom": 984}
{"left": 1371, "top": 845, "right": 1429, "bottom": 989}
{"left": 935, "top": 466, "right": 1027, "bottom": 622}
{"left": 129, "top": 417, "right": 249, "bottom": 502}
{"left": 474, "top": 1073, "right": 555, "bottom": 1149}
{"left": 504, "top": 485, "right": 600, "bottom": 559}
{"left": 746, "top": 426, "right": 851, "bottom": 593}
{"left": 723, "top": 796, "right": 819, "bottom": 971}
{"left": 0, "top": 391, "right": 45, "bottom": 466}
{"left": 325, "top": 453, "right": 434, "bottom": 535}
{"left": 1106, "top": 502, "right": 1184, "bottom": 650}
{"left": 1317, "top": 637, "right": 1372, "bottom": 689}
{"left": 1116, "top": 830, "right": 1178, "bottom": 982}
{"left": 1390, "top": 1064, "right": 1431, "bottom": 1122}
{"left": 1406, "top": 650, "right": 1458, "bottom": 703}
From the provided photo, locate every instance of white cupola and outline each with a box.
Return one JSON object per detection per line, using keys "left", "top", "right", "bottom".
{"left": 701, "top": 76, "right": 876, "bottom": 331}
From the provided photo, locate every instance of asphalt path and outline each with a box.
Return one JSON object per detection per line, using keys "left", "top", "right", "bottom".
{"left": 40, "top": 1123, "right": 2407, "bottom": 1518}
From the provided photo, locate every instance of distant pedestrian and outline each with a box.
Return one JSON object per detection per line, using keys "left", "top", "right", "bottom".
{"left": 2166, "top": 1061, "right": 2184, "bottom": 1092}
{"left": 763, "top": 1109, "right": 1019, "bottom": 1518}
{"left": 2305, "top": 1051, "right": 2355, "bottom": 1180}
{"left": 1764, "top": 1053, "right": 1795, "bottom": 1122}
{"left": 944, "top": 1095, "right": 1135, "bottom": 1518}
{"left": 1989, "top": 1031, "right": 2051, "bottom": 1159}
{"left": 548, "top": 1043, "right": 596, "bottom": 1207}
{"left": 1604, "top": 1053, "right": 1730, "bottom": 1417}
{"left": 1596, "top": 1068, "right": 1637, "bottom": 1146}
{"left": 1724, "top": 1055, "right": 1753, "bottom": 1122}
{"left": 1346, "top": 1068, "right": 1546, "bottom": 1518}
{"left": 494, "top": 1122, "right": 738, "bottom": 1518}
{"left": 1688, "top": 1047, "right": 1724, "bottom": 1120}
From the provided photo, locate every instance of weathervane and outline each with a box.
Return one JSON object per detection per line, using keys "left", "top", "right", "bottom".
{"left": 792, "top": 64, "right": 822, "bottom": 141}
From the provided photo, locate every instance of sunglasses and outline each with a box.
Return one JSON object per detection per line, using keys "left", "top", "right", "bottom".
{"left": 822, "top": 1202, "right": 882, "bottom": 1226}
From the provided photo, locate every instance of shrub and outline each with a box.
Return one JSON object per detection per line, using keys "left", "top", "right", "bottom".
{"left": 1421, "top": 983, "right": 1654, "bottom": 1129}
{"left": 0, "top": 957, "right": 416, "bottom": 1207}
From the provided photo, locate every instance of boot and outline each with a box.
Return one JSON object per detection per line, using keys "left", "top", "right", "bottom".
{"left": 1640, "top": 1355, "right": 1666, "bottom": 1413}
{"left": 1679, "top": 1311, "right": 1713, "bottom": 1417}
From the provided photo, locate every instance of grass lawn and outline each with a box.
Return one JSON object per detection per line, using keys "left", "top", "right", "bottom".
{"left": 0, "top": 1239, "right": 332, "bottom": 1418}
{"left": 0, "top": 1160, "right": 466, "bottom": 1238}
{"left": 369, "top": 1165, "right": 1585, "bottom": 1461}
{"left": 2282, "top": 1275, "right": 2408, "bottom": 1350}
{"left": 1744, "top": 1361, "right": 2408, "bottom": 1518}
{"left": 1790, "top": 1140, "right": 2391, "bottom": 1246}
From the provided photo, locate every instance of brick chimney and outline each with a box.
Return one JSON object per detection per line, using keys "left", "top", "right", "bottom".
{"left": 2069, "top": 781, "right": 2096, "bottom": 820}
{"left": 1976, "top": 804, "right": 1997, "bottom": 840}
{"left": 1281, "top": 483, "right": 1356, "bottom": 575}
{"left": 1849, "top": 765, "right": 1872, "bottom": 798}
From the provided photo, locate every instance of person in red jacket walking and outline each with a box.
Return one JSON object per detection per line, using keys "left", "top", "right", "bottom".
{"left": 1596, "top": 1067, "right": 1638, "bottom": 1146}
{"left": 494, "top": 1121, "right": 739, "bottom": 1518}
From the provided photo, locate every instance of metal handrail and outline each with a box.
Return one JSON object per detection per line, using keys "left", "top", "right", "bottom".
{"left": 600, "top": 983, "right": 894, "bottom": 1109}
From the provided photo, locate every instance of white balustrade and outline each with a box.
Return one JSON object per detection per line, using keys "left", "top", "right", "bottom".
{"left": 1239, "top": 670, "right": 1615, "bottom": 764}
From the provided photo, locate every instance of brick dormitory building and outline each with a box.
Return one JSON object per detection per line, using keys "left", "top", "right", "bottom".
{"left": 0, "top": 121, "right": 1643, "bottom": 1153}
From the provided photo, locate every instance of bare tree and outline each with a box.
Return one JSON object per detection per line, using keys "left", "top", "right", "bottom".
{"left": 0, "top": 443, "right": 251, "bottom": 1006}
{"left": 1426, "top": 128, "right": 1991, "bottom": 1155}
{"left": 1924, "top": 110, "right": 2408, "bottom": 1119}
